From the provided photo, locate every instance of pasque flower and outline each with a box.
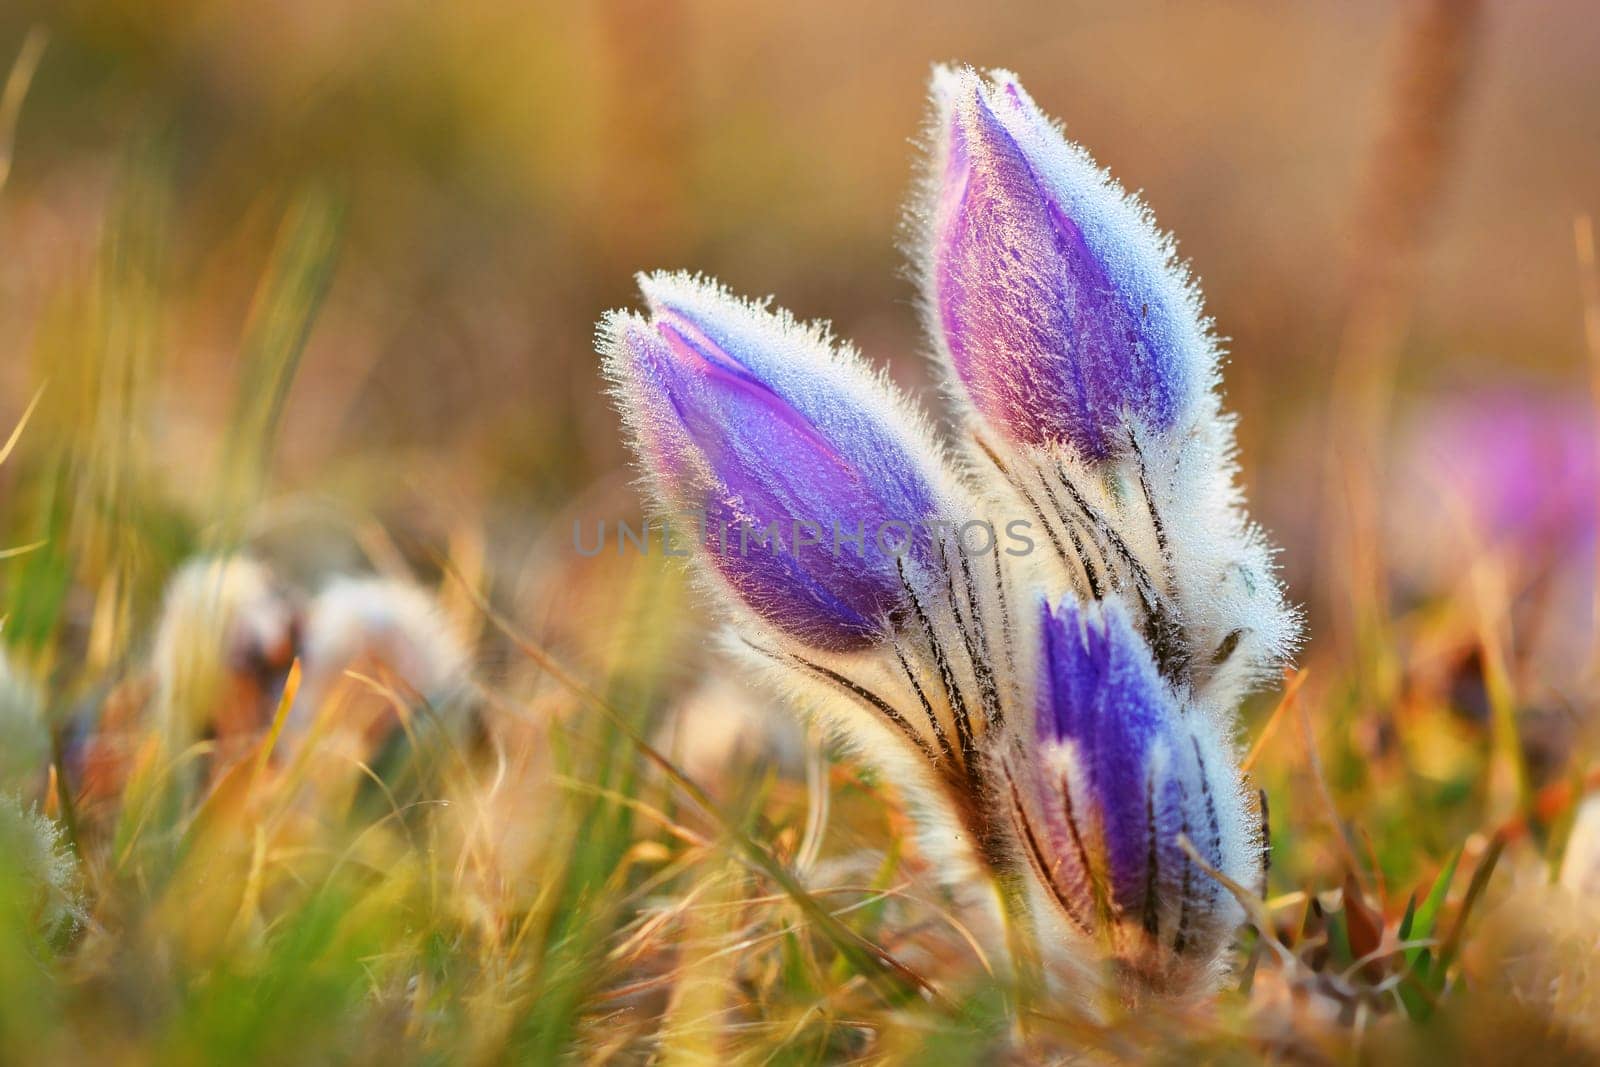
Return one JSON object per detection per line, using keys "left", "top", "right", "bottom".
{"left": 600, "top": 67, "right": 1293, "bottom": 1003}
{"left": 923, "top": 68, "right": 1203, "bottom": 458}
{"left": 1005, "top": 597, "right": 1258, "bottom": 991}
{"left": 602, "top": 271, "right": 959, "bottom": 652}
{"left": 605, "top": 274, "right": 1019, "bottom": 884}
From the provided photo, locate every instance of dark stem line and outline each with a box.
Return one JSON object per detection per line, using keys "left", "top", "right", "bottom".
{"left": 953, "top": 538, "right": 1004, "bottom": 728}
{"left": 747, "top": 641, "right": 937, "bottom": 765}
{"left": 1128, "top": 430, "right": 1171, "bottom": 570}
{"left": 1055, "top": 461, "right": 1193, "bottom": 683}
{"left": 892, "top": 641, "right": 956, "bottom": 769}
{"left": 971, "top": 434, "right": 1099, "bottom": 598}
{"left": 933, "top": 543, "right": 987, "bottom": 780}
{"left": 1053, "top": 461, "right": 1149, "bottom": 592}
{"left": 1036, "top": 467, "right": 1112, "bottom": 598}
{"left": 897, "top": 557, "right": 979, "bottom": 787}
{"left": 1058, "top": 768, "right": 1106, "bottom": 927}
{"left": 1143, "top": 774, "right": 1162, "bottom": 939}
{"left": 1064, "top": 515, "right": 1111, "bottom": 599}
{"left": 1173, "top": 798, "right": 1194, "bottom": 956}
{"left": 1192, "top": 736, "right": 1224, "bottom": 911}
{"left": 1258, "top": 788, "right": 1272, "bottom": 901}
{"left": 1056, "top": 500, "right": 1113, "bottom": 597}
{"left": 1005, "top": 766, "right": 1092, "bottom": 934}
{"left": 989, "top": 543, "right": 1016, "bottom": 688}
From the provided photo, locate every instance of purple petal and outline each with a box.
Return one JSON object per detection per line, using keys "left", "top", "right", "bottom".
{"left": 927, "top": 70, "right": 1195, "bottom": 457}
{"left": 1036, "top": 598, "right": 1175, "bottom": 912}
{"left": 1019, "top": 594, "right": 1256, "bottom": 978}
{"left": 608, "top": 280, "right": 948, "bottom": 650}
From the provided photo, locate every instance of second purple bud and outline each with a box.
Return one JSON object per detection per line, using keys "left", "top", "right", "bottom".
{"left": 601, "top": 273, "right": 959, "bottom": 652}
{"left": 921, "top": 67, "right": 1209, "bottom": 460}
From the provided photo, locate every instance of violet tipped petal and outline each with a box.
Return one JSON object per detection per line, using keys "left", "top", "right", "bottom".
{"left": 604, "top": 274, "right": 950, "bottom": 650}
{"left": 925, "top": 68, "right": 1204, "bottom": 456}
{"left": 1029, "top": 596, "right": 1248, "bottom": 959}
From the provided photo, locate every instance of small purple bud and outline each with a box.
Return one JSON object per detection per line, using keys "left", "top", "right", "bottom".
{"left": 601, "top": 273, "right": 952, "bottom": 651}
{"left": 923, "top": 67, "right": 1206, "bottom": 458}
{"left": 1020, "top": 596, "right": 1254, "bottom": 980}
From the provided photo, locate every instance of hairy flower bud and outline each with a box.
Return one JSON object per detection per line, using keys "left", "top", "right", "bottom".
{"left": 1010, "top": 596, "right": 1259, "bottom": 989}
{"left": 601, "top": 272, "right": 956, "bottom": 651}
{"left": 921, "top": 66, "right": 1208, "bottom": 459}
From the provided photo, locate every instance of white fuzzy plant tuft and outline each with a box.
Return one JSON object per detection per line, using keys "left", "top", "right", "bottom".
{"left": 598, "top": 66, "right": 1298, "bottom": 1003}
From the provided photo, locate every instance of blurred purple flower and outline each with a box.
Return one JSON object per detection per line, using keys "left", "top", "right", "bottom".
{"left": 602, "top": 272, "right": 950, "bottom": 651}
{"left": 1397, "top": 387, "right": 1597, "bottom": 558}
{"left": 1014, "top": 596, "right": 1253, "bottom": 976}
{"left": 1390, "top": 386, "right": 1598, "bottom": 704}
{"left": 923, "top": 68, "right": 1205, "bottom": 458}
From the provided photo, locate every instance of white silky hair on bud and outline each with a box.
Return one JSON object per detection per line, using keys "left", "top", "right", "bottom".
{"left": 601, "top": 272, "right": 1018, "bottom": 879}
{"left": 702, "top": 524, "right": 1042, "bottom": 966}
{"left": 720, "top": 626, "right": 1014, "bottom": 961}
{"left": 1163, "top": 696, "right": 1261, "bottom": 986}
{"left": 1043, "top": 411, "right": 1301, "bottom": 718}
{"left": 1010, "top": 598, "right": 1262, "bottom": 999}
{"left": 913, "top": 65, "right": 1215, "bottom": 426}
{"left": 628, "top": 271, "right": 959, "bottom": 478}
{"left": 150, "top": 554, "right": 297, "bottom": 752}
{"left": 289, "top": 575, "right": 471, "bottom": 735}
{"left": 0, "top": 793, "right": 85, "bottom": 938}
{"left": 1136, "top": 410, "right": 1301, "bottom": 712}
{"left": 596, "top": 70, "right": 1294, "bottom": 1003}
{"left": 600, "top": 269, "right": 1015, "bottom": 863}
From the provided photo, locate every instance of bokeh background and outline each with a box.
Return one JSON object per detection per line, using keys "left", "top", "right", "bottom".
{"left": 1, "top": 0, "right": 1595, "bottom": 631}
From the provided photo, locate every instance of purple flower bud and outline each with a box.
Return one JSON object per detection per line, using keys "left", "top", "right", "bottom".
{"left": 922, "top": 67, "right": 1207, "bottom": 458}
{"left": 601, "top": 272, "right": 952, "bottom": 651}
{"left": 1017, "top": 596, "right": 1255, "bottom": 980}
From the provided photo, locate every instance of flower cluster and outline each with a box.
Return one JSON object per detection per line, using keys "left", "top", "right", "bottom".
{"left": 599, "top": 66, "right": 1298, "bottom": 998}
